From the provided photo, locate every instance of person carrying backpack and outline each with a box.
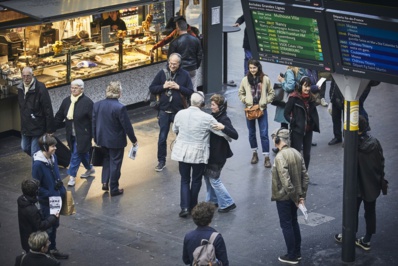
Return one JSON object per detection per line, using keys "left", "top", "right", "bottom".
{"left": 182, "top": 202, "right": 229, "bottom": 265}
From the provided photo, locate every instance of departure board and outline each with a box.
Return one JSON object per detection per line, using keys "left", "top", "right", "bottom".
{"left": 243, "top": 1, "right": 333, "bottom": 71}
{"left": 326, "top": 11, "right": 398, "bottom": 84}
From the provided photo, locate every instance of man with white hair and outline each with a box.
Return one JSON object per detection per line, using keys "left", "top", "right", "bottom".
{"left": 171, "top": 92, "right": 229, "bottom": 217}
{"left": 54, "top": 79, "right": 95, "bottom": 187}
{"left": 17, "top": 67, "right": 55, "bottom": 157}
{"left": 93, "top": 81, "right": 138, "bottom": 196}
{"left": 271, "top": 128, "right": 309, "bottom": 264}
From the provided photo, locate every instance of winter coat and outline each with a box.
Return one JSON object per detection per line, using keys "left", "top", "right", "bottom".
{"left": 54, "top": 93, "right": 93, "bottom": 153}
{"left": 208, "top": 111, "right": 238, "bottom": 165}
{"left": 183, "top": 226, "right": 229, "bottom": 266}
{"left": 32, "top": 151, "right": 66, "bottom": 206}
{"left": 167, "top": 33, "right": 202, "bottom": 71}
{"left": 149, "top": 66, "right": 193, "bottom": 113}
{"left": 238, "top": 75, "right": 274, "bottom": 110}
{"left": 15, "top": 251, "right": 60, "bottom": 266}
{"left": 93, "top": 98, "right": 137, "bottom": 149}
{"left": 271, "top": 146, "right": 309, "bottom": 202}
{"left": 284, "top": 92, "right": 320, "bottom": 136}
{"left": 274, "top": 69, "right": 296, "bottom": 124}
{"left": 17, "top": 78, "right": 55, "bottom": 136}
{"left": 357, "top": 134, "right": 385, "bottom": 202}
{"left": 17, "top": 195, "right": 57, "bottom": 252}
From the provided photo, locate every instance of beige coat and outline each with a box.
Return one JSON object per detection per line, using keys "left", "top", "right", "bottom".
{"left": 271, "top": 146, "right": 309, "bottom": 203}
{"left": 238, "top": 75, "right": 275, "bottom": 110}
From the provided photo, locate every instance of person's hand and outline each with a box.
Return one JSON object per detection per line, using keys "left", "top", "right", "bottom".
{"left": 233, "top": 23, "right": 240, "bottom": 27}
{"left": 163, "top": 80, "right": 171, "bottom": 89}
{"left": 277, "top": 75, "right": 284, "bottom": 83}
{"left": 133, "top": 142, "right": 138, "bottom": 147}
{"left": 54, "top": 212, "right": 60, "bottom": 218}
{"left": 328, "top": 103, "right": 332, "bottom": 115}
{"left": 212, "top": 123, "right": 225, "bottom": 130}
{"left": 296, "top": 198, "right": 305, "bottom": 207}
{"left": 169, "top": 81, "right": 180, "bottom": 90}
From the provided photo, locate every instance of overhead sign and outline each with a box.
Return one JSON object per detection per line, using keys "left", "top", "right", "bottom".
{"left": 242, "top": 0, "right": 333, "bottom": 71}
{"left": 326, "top": 11, "right": 398, "bottom": 84}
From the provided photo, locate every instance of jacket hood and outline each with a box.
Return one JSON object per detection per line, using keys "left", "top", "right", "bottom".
{"left": 17, "top": 194, "right": 38, "bottom": 208}
{"left": 33, "top": 150, "right": 55, "bottom": 164}
{"left": 17, "top": 77, "right": 37, "bottom": 91}
{"left": 359, "top": 134, "right": 378, "bottom": 153}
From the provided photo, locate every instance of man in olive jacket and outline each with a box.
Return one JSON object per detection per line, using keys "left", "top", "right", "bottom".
{"left": 271, "top": 128, "right": 309, "bottom": 265}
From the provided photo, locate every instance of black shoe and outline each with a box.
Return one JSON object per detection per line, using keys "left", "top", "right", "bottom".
{"left": 155, "top": 162, "right": 166, "bottom": 172}
{"left": 272, "top": 148, "right": 279, "bottom": 154}
{"left": 50, "top": 249, "right": 69, "bottom": 260}
{"left": 278, "top": 254, "right": 298, "bottom": 264}
{"left": 218, "top": 203, "right": 236, "bottom": 213}
{"left": 110, "top": 188, "right": 124, "bottom": 197}
{"left": 179, "top": 208, "right": 189, "bottom": 218}
{"left": 328, "top": 138, "right": 342, "bottom": 145}
{"left": 312, "top": 142, "right": 317, "bottom": 146}
{"left": 102, "top": 183, "right": 109, "bottom": 191}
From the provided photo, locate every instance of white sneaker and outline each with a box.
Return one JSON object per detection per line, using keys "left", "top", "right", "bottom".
{"left": 81, "top": 168, "right": 95, "bottom": 178}
{"left": 321, "top": 98, "right": 328, "bottom": 107}
{"left": 67, "top": 176, "right": 76, "bottom": 187}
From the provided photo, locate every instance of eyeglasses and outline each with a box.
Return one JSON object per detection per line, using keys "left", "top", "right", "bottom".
{"left": 169, "top": 62, "right": 179, "bottom": 67}
{"left": 71, "top": 87, "right": 82, "bottom": 90}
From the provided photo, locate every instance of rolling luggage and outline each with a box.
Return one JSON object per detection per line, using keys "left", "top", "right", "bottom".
{"left": 55, "top": 136, "right": 71, "bottom": 168}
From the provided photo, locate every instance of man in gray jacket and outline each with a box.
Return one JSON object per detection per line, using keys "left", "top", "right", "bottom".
{"left": 271, "top": 128, "right": 309, "bottom": 265}
{"left": 171, "top": 92, "right": 228, "bottom": 218}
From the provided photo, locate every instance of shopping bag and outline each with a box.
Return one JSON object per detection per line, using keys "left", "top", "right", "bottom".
{"left": 60, "top": 190, "right": 75, "bottom": 216}
{"left": 91, "top": 146, "right": 104, "bottom": 166}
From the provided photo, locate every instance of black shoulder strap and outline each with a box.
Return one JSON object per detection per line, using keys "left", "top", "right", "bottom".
{"left": 163, "top": 69, "right": 170, "bottom": 81}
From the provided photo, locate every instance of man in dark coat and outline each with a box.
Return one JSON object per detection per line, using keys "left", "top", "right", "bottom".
{"left": 149, "top": 53, "right": 193, "bottom": 172}
{"left": 17, "top": 67, "right": 55, "bottom": 157}
{"left": 167, "top": 19, "right": 202, "bottom": 91}
{"left": 17, "top": 179, "right": 58, "bottom": 253}
{"left": 234, "top": 15, "right": 252, "bottom": 75}
{"left": 54, "top": 79, "right": 94, "bottom": 187}
{"left": 93, "top": 81, "right": 138, "bottom": 196}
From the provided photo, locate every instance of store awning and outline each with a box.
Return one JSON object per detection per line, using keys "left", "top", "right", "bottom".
{"left": 0, "top": 0, "right": 164, "bottom": 29}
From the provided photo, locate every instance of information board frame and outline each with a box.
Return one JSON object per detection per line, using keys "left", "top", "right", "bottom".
{"left": 325, "top": 10, "right": 398, "bottom": 85}
{"left": 323, "top": 0, "right": 398, "bottom": 18}
{"left": 242, "top": 0, "right": 334, "bottom": 72}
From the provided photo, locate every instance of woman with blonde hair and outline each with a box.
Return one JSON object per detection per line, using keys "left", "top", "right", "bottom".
{"left": 238, "top": 59, "right": 274, "bottom": 168}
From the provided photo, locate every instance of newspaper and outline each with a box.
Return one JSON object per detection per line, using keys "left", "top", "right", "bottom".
{"left": 128, "top": 144, "right": 138, "bottom": 160}
{"left": 49, "top": 196, "right": 62, "bottom": 215}
{"left": 298, "top": 203, "right": 308, "bottom": 223}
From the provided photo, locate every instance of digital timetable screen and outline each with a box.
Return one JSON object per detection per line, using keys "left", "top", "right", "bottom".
{"left": 243, "top": 1, "right": 333, "bottom": 71}
{"left": 326, "top": 11, "right": 398, "bottom": 84}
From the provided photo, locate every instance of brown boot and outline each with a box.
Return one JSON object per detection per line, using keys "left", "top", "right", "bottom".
{"left": 264, "top": 156, "right": 271, "bottom": 168}
{"left": 251, "top": 152, "right": 259, "bottom": 164}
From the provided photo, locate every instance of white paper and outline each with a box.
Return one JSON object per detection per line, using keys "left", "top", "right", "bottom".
{"left": 49, "top": 196, "right": 62, "bottom": 215}
{"left": 128, "top": 144, "right": 138, "bottom": 160}
{"left": 299, "top": 203, "right": 308, "bottom": 222}
{"left": 316, "top": 77, "right": 327, "bottom": 88}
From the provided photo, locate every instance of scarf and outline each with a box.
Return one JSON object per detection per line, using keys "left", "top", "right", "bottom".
{"left": 66, "top": 93, "right": 82, "bottom": 120}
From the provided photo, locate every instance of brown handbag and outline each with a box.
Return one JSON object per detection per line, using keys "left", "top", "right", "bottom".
{"left": 244, "top": 104, "right": 264, "bottom": 120}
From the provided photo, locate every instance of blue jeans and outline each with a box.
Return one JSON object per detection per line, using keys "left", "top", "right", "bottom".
{"left": 244, "top": 49, "right": 253, "bottom": 76}
{"left": 40, "top": 204, "right": 60, "bottom": 250}
{"left": 276, "top": 200, "right": 301, "bottom": 260}
{"left": 67, "top": 136, "right": 92, "bottom": 177}
{"left": 21, "top": 135, "right": 40, "bottom": 157}
{"left": 246, "top": 109, "right": 269, "bottom": 153}
{"left": 204, "top": 174, "right": 234, "bottom": 209}
{"left": 179, "top": 162, "right": 205, "bottom": 210}
{"left": 158, "top": 111, "right": 176, "bottom": 163}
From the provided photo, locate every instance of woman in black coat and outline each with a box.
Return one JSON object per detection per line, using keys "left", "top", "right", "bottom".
{"left": 284, "top": 76, "right": 319, "bottom": 170}
{"left": 54, "top": 79, "right": 94, "bottom": 187}
{"left": 203, "top": 94, "right": 239, "bottom": 213}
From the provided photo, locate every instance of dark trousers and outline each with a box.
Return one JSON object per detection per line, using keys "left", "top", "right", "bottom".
{"left": 332, "top": 104, "right": 343, "bottom": 140}
{"left": 356, "top": 197, "right": 376, "bottom": 235}
{"left": 290, "top": 130, "right": 313, "bottom": 170}
{"left": 276, "top": 200, "right": 301, "bottom": 259}
{"left": 158, "top": 111, "right": 176, "bottom": 163}
{"left": 179, "top": 162, "right": 205, "bottom": 210}
{"left": 40, "top": 204, "right": 60, "bottom": 251}
{"left": 102, "top": 147, "right": 124, "bottom": 193}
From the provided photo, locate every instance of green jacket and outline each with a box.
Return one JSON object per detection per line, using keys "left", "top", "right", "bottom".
{"left": 271, "top": 146, "right": 309, "bottom": 203}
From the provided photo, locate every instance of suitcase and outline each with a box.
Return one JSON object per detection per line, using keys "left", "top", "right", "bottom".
{"left": 55, "top": 136, "right": 71, "bottom": 168}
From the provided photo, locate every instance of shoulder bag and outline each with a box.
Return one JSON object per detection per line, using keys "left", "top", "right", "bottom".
{"left": 271, "top": 83, "right": 285, "bottom": 107}
{"left": 244, "top": 104, "right": 263, "bottom": 120}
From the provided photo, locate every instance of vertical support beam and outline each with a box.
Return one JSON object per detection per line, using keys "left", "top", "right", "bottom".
{"left": 341, "top": 99, "right": 359, "bottom": 263}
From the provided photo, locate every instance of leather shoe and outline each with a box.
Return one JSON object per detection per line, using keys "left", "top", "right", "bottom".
{"left": 110, "top": 188, "right": 124, "bottom": 197}
{"left": 328, "top": 138, "right": 342, "bottom": 145}
{"left": 251, "top": 152, "right": 258, "bottom": 164}
{"left": 218, "top": 203, "right": 237, "bottom": 213}
{"left": 102, "top": 183, "right": 109, "bottom": 191}
{"left": 312, "top": 142, "right": 317, "bottom": 146}
{"left": 179, "top": 208, "right": 189, "bottom": 218}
